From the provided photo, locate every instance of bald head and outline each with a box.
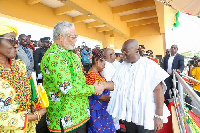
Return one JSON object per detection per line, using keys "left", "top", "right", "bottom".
{"left": 123, "top": 39, "right": 139, "bottom": 49}
{"left": 104, "top": 48, "right": 115, "bottom": 63}
{"left": 122, "top": 39, "right": 140, "bottom": 63}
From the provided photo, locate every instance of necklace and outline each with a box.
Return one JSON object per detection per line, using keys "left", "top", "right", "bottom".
{"left": 0, "top": 59, "right": 32, "bottom": 113}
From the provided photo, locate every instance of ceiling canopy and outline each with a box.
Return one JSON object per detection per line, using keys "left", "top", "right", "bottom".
{"left": 27, "top": 0, "right": 163, "bottom": 37}
{"left": 156, "top": 0, "right": 200, "bottom": 16}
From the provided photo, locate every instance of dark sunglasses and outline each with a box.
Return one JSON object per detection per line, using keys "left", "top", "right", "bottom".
{"left": 171, "top": 47, "right": 177, "bottom": 49}
{"left": 0, "top": 37, "right": 18, "bottom": 46}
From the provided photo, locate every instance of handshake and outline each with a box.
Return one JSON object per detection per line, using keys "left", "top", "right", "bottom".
{"left": 93, "top": 81, "right": 114, "bottom": 95}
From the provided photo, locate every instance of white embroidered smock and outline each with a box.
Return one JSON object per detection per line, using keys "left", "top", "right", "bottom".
{"left": 107, "top": 57, "right": 171, "bottom": 130}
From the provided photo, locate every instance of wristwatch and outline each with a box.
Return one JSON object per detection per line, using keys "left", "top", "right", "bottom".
{"left": 154, "top": 114, "right": 163, "bottom": 120}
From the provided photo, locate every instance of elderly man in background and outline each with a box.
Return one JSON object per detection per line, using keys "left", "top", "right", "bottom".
{"left": 102, "top": 48, "right": 121, "bottom": 131}
{"left": 102, "top": 48, "right": 116, "bottom": 82}
{"left": 40, "top": 21, "right": 104, "bottom": 133}
{"left": 107, "top": 39, "right": 170, "bottom": 133}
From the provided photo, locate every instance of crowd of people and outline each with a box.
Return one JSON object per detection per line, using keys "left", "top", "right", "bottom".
{"left": 0, "top": 19, "right": 199, "bottom": 133}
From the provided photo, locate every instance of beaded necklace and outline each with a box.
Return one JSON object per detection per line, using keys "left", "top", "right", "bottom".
{"left": 0, "top": 59, "right": 32, "bottom": 113}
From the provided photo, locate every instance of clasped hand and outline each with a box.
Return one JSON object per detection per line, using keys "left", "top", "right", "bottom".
{"left": 94, "top": 81, "right": 105, "bottom": 95}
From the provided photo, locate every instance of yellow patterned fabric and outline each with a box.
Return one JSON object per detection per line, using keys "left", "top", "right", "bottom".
{"left": 0, "top": 20, "right": 18, "bottom": 36}
{"left": 0, "top": 59, "right": 36, "bottom": 133}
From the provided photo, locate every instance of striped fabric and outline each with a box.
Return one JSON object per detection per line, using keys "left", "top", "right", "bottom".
{"left": 86, "top": 71, "right": 116, "bottom": 133}
{"left": 22, "top": 46, "right": 32, "bottom": 62}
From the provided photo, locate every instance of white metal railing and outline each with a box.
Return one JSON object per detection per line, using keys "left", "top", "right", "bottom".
{"left": 180, "top": 73, "right": 200, "bottom": 84}
{"left": 172, "top": 70, "right": 200, "bottom": 133}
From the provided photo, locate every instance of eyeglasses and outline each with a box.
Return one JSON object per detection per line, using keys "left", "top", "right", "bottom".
{"left": 0, "top": 37, "right": 18, "bottom": 45}
{"left": 66, "top": 34, "right": 78, "bottom": 39}
{"left": 171, "top": 47, "right": 177, "bottom": 49}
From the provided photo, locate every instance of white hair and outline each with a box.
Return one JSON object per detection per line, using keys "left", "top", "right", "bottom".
{"left": 53, "top": 21, "right": 74, "bottom": 41}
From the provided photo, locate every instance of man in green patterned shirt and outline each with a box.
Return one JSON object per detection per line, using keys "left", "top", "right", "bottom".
{"left": 40, "top": 21, "right": 104, "bottom": 133}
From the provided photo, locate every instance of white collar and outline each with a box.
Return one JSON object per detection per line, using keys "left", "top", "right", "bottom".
{"left": 170, "top": 53, "right": 177, "bottom": 57}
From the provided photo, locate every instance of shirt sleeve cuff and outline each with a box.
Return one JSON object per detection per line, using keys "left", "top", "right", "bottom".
{"left": 21, "top": 114, "right": 28, "bottom": 130}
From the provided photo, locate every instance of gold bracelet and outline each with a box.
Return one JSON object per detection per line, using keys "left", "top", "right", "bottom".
{"left": 34, "top": 111, "right": 41, "bottom": 121}
{"left": 37, "top": 111, "right": 41, "bottom": 121}
{"left": 33, "top": 111, "right": 39, "bottom": 121}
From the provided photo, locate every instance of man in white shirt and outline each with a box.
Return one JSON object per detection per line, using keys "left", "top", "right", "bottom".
{"left": 162, "top": 45, "right": 184, "bottom": 101}
{"left": 103, "top": 48, "right": 116, "bottom": 81}
{"left": 102, "top": 48, "right": 120, "bottom": 131}
{"left": 107, "top": 39, "right": 170, "bottom": 133}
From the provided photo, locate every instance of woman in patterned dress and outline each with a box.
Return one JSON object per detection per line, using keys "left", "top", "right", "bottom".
{"left": 86, "top": 48, "right": 116, "bottom": 133}
{"left": 0, "top": 20, "right": 46, "bottom": 132}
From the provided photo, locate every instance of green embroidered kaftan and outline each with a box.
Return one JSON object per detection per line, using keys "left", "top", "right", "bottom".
{"left": 40, "top": 43, "right": 95, "bottom": 132}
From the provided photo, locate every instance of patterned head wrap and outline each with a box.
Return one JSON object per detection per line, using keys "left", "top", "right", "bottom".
{"left": 0, "top": 20, "right": 18, "bottom": 36}
{"left": 92, "top": 48, "right": 104, "bottom": 60}
{"left": 92, "top": 48, "right": 104, "bottom": 64}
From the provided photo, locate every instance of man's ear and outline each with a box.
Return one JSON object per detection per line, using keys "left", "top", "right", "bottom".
{"left": 58, "top": 34, "right": 63, "bottom": 39}
{"left": 58, "top": 34, "right": 63, "bottom": 42}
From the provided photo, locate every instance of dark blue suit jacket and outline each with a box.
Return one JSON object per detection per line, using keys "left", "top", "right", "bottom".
{"left": 162, "top": 53, "right": 184, "bottom": 73}
{"left": 162, "top": 53, "right": 184, "bottom": 99}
